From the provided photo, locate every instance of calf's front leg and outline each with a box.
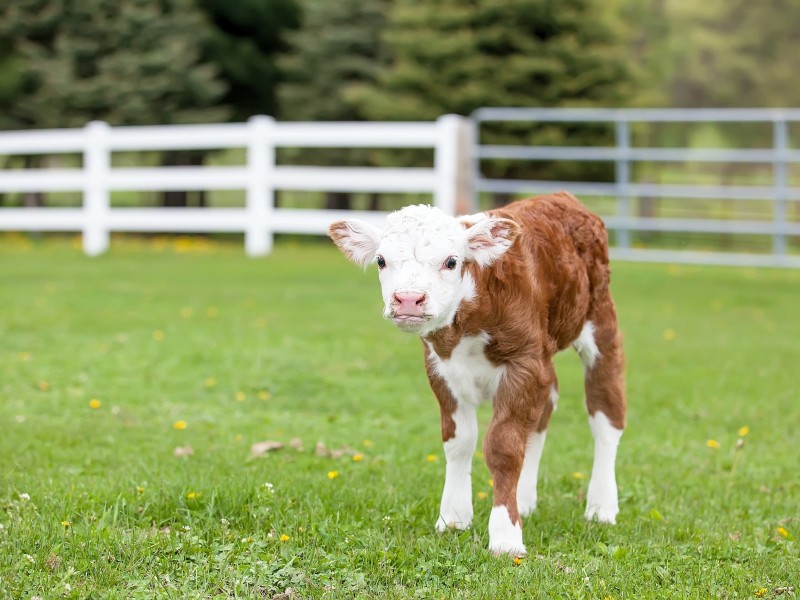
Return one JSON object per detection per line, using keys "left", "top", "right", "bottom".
{"left": 484, "top": 415, "right": 528, "bottom": 555}
{"left": 484, "top": 363, "right": 551, "bottom": 556}
{"left": 436, "top": 401, "right": 478, "bottom": 531}
{"left": 428, "top": 370, "right": 477, "bottom": 531}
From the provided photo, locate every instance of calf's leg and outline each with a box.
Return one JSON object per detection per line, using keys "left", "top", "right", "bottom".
{"left": 575, "top": 307, "right": 626, "bottom": 524}
{"left": 436, "top": 400, "right": 478, "bottom": 531}
{"left": 484, "top": 416, "right": 528, "bottom": 555}
{"left": 516, "top": 376, "right": 557, "bottom": 517}
{"left": 427, "top": 367, "right": 478, "bottom": 531}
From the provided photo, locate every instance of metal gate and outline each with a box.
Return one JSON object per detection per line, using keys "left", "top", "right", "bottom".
{"left": 471, "top": 108, "right": 800, "bottom": 268}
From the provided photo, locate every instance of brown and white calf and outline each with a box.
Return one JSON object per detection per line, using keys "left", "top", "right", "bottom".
{"left": 328, "top": 193, "right": 626, "bottom": 556}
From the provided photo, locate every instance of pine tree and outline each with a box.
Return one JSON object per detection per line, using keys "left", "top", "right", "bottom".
{"left": 352, "top": 0, "right": 631, "bottom": 119}
{"left": 277, "top": 0, "right": 389, "bottom": 209}
{"left": 0, "top": 0, "right": 229, "bottom": 128}
{"left": 277, "top": 0, "right": 388, "bottom": 121}
{"left": 349, "top": 0, "right": 633, "bottom": 200}
{"left": 198, "top": 0, "right": 301, "bottom": 121}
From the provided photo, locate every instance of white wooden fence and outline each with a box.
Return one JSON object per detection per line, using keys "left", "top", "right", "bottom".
{"left": 0, "top": 115, "right": 469, "bottom": 256}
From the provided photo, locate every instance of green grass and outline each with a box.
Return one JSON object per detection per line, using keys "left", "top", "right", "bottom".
{"left": 0, "top": 236, "right": 798, "bottom": 599}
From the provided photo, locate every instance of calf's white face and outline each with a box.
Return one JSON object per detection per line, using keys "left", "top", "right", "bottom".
{"left": 329, "top": 205, "right": 518, "bottom": 336}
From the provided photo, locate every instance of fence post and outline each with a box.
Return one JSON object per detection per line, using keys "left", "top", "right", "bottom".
{"left": 435, "top": 114, "right": 466, "bottom": 216}
{"left": 83, "top": 120, "right": 110, "bottom": 256}
{"left": 773, "top": 116, "right": 788, "bottom": 258}
{"left": 614, "top": 116, "right": 631, "bottom": 250}
{"left": 245, "top": 115, "right": 275, "bottom": 256}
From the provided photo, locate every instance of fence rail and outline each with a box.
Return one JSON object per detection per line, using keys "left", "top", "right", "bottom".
{"left": 473, "top": 108, "right": 800, "bottom": 268}
{"left": 2, "top": 109, "right": 800, "bottom": 267}
{"left": 0, "top": 115, "right": 467, "bottom": 256}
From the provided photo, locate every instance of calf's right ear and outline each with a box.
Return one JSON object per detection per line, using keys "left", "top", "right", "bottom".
{"left": 328, "top": 219, "right": 382, "bottom": 268}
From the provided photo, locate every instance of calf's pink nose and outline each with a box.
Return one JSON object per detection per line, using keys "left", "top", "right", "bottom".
{"left": 393, "top": 291, "right": 427, "bottom": 315}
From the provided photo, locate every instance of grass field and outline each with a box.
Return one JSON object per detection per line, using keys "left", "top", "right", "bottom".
{"left": 0, "top": 235, "right": 798, "bottom": 599}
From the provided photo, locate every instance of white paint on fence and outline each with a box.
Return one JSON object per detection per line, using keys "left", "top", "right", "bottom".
{"left": 0, "top": 115, "right": 469, "bottom": 256}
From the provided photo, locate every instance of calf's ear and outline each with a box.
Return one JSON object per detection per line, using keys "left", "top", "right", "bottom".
{"left": 464, "top": 217, "right": 519, "bottom": 267}
{"left": 328, "top": 219, "right": 382, "bottom": 268}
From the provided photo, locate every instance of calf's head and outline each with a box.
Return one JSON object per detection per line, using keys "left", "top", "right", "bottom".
{"left": 329, "top": 205, "right": 518, "bottom": 336}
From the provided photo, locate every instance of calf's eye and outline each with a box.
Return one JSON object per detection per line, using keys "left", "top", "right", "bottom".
{"left": 444, "top": 256, "right": 458, "bottom": 270}
{"left": 376, "top": 255, "right": 386, "bottom": 269}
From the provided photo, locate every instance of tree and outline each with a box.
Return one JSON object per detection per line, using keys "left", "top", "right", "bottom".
{"left": 350, "top": 0, "right": 634, "bottom": 205}
{"left": 0, "top": 0, "right": 229, "bottom": 129}
{"left": 198, "top": 0, "right": 300, "bottom": 121}
{"left": 0, "top": 0, "right": 230, "bottom": 207}
{"left": 352, "top": 0, "right": 631, "bottom": 119}
{"left": 277, "top": 0, "right": 389, "bottom": 209}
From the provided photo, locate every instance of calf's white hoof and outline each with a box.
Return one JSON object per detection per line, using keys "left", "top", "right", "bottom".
{"left": 488, "top": 505, "right": 526, "bottom": 556}
{"left": 435, "top": 510, "right": 473, "bottom": 532}
{"left": 584, "top": 502, "right": 618, "bottom": 524}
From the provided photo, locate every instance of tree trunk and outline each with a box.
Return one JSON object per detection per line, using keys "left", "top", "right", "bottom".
{"left": 368, "top": 193, "right": 380, "bottom": 211}
{"left": 325, "top": 191, "right": 351, "bottom": 210}
{"left": 161, "top": 151, "right": 207, "bottom": 207}
{"left": 22, "top": 155, "right": 46, "bottom": 207}
{"left": 491, "top": 192, "right": 513, "bottom": 209}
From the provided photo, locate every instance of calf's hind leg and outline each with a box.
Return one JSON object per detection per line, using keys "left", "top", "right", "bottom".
{"left": 575, "top": 311, "right": 626, "bottom": 524}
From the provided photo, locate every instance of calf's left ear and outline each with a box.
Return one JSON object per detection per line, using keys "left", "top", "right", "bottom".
{"left": 464, "top": 217, "right": 520, "bottom": 267}
{"left": 328, "top": 219, "right": 382, "bottom": 268}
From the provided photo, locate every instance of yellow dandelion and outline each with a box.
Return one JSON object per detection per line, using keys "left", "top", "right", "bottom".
{"left": 179, "top": 307, "right": 193, "bottom": 319}
{"left": 777, "top": 526, "right": 790, "bottom": 538}
{"left": 663, "top": 328, "right": 676, "bottom": 341}
{"left": 572, "top": 472, "right": 585, "bottom": 479}
{"left": 152, "top": 330, "right": 165, "bottom": 341}
{"left": 206, "top": 307, "right": 219, "bottom": 318}
{"left": 738, "top": 426, "right": 750, "bottom": 437}
{"left": 204, "top": 377, "right": 217, "bottom": 388}
{"left": 327, "top": 470, "right": 339, "bottom": 480}
{"left": 173, "top": 420, "right": 187, "bottom": 431}
{"left": 706, "top": 439, "right": 720, "bottom": 449}
{"left": 478, "top": 492, "right": 489, "bottom": 500}
{"left": 38, "top": 381, "right": 50, "bottom": 392}
{"left": 755, "top": 589, "right": 768, "bottom": 598}
{"left": 513, "top": 556, "right": 523, "bottom": 565}
{"left": 488, "top": 478, "right": 494, "bottom": 487}
{"left": 352, "top": 453, "right": 364, "bottom": 462}
{"left": 88, "top": 399, "right": 101, "bottom": 409}
{"left": 362, "top": 439, "right": 374, "bottom": 448}
{"left": 257, "top": 390, "right": 271, "bottom": 401}
{"left": 279, "top": 534, "right": 290, "bottom": 542}
{"left": 186, "top": 491, "right": 201, "bottom": 500}
{"left": 61, "top": 520, "right": 71, "bottom": 528}
{"left": 234, "top": 391, "right": 246, "bottom": 402}
{"left": 137, "top": 486, "right": 145, "bottom": 494}
{"left": 426, "top": 454, "right": 438, "bottom": 462}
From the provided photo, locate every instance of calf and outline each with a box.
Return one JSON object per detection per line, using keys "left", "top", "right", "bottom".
{"left": 328, "top": 193, "right": 626, "bottom": 556}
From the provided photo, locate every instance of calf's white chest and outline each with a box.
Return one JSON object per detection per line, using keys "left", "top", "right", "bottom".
{"left": 426, "top": 332, "right": 505, "bottom": 406}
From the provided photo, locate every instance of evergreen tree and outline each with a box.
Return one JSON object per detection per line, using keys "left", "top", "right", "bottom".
{"left": 352, "top": 0, "right": 631, "bottom": 119}
{"left": 0, "top": 0, "right": 229, "bottom": 128}
{"left": 278, "top": 0, "right": 388, "bottom": 121}
{"left": 198, "top": 0, "right": 300, "bottom": 121}
{"left": 277, "top": 0, "right": 389, "bottom": 209}
{"left": 350, "top": 0, "right": 633, "bottom": 201}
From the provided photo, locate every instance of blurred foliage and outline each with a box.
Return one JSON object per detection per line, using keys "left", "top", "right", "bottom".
{"left": 350, "top": 0, "right": 632, "bottom": 120}
{"left": 198, "top": 0, "right": 300, "bottom": 121}
{"left": 1, "top": 0, "right": 798, "bottom": 131}
{"left": 0, "top": 0, "right": 229, "bottom": 128}
{"left": 278, "top": 0, "right": 387, "bottom": 122}
{"left": 348, "top": 0, "right": 632, "bottom": 186}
